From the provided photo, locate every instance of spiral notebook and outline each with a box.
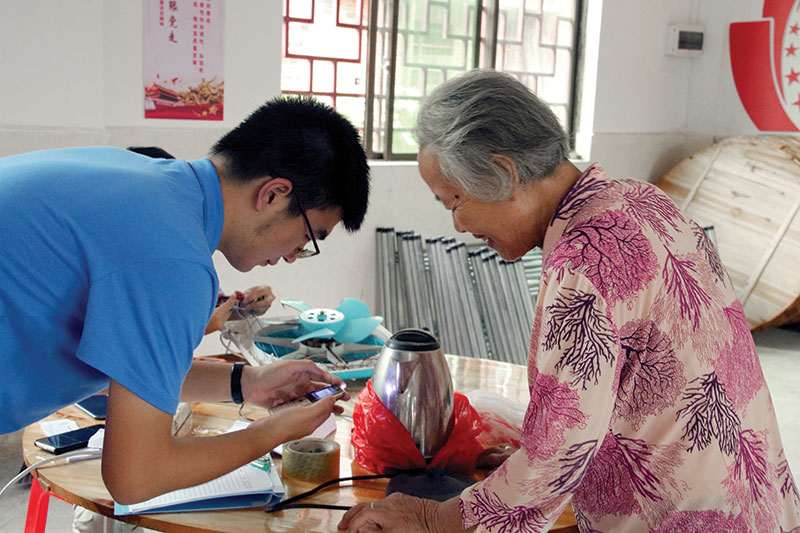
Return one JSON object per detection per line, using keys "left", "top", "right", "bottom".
{"left": 114, "top": 455, "right": 284, "bottom": 515}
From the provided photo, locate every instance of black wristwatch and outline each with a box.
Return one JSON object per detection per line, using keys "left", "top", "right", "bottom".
{"left": 230, "top": 362, "right": 245, "bottom": 404}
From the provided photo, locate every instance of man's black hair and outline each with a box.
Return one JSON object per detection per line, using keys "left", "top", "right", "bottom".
{"left": 211, "top": 96, "right": 370, "bottom": 232}
{"left": 127, "top": 146, "right": 176, "bottom": 159}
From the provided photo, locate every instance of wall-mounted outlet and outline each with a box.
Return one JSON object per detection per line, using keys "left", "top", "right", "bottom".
{"left": 667, "top": 24, "right": 704, "bottom": 57}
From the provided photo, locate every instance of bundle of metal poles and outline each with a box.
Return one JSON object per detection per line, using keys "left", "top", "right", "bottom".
{"left": 375, "top": 228, "right": 539, "bottom": 363}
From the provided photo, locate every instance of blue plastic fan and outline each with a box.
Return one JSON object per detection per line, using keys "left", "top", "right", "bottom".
{"left": 280, "top": 297, "right": 384, "bottom": 344}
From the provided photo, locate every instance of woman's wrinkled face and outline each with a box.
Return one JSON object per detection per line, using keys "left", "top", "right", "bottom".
{"left": 417, "top": 149, "right": 535, "bottom": 260}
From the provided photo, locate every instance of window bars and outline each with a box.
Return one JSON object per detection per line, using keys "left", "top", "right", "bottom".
{"left": 282, "top": 0, "right": 584, "bottom": 159}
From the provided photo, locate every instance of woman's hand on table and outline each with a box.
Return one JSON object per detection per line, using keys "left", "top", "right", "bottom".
{"left": 338, "top": 493, "right": 471, "bottom": 533}
{"left": 242, "top": 359, "right": 350, "bottom": 409}
{"left": 476, "top": 443, "right": 517, "bottom": 470}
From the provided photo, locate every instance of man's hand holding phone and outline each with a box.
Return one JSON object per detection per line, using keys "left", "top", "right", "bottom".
{"left": 268, "top": 384, "right": 346, "bottom": 413}
{"left": 227, "top": 360, "right": 349, "bottom": 449}
{"left": 250, "top": 391, "right": 344, "bottom": 446}
{"left": 240, "top": 360, "right": 350, "bottom": 410}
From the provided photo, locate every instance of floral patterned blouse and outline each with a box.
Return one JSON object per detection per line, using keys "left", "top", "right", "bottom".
{"left": 459, "top": 164, "right": 800, "bottom": 532}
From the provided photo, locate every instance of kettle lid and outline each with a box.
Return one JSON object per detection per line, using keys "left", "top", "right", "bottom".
{"left": 385, "top": 328, "right": 441, "bottom": 351}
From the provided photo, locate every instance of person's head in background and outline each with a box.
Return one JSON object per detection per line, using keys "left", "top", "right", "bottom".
{"left": 127, "top": 146, "right": 175, "bottom": 159}
{"left": 210, "top": 96, "right": 371, "bottom": 271}
{"left": 414, "top": 69, "right": 575, "bottom": 260}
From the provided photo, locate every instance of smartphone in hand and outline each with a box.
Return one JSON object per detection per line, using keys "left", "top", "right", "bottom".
{"left": 307, "top": 384, "right": 346, "bottom": 402}
{"left": 34, "top": 425, "right": 104, "bottom": 454}
{"left": 269, "top": 385, "right": 345, "bottom": 413}
{"left": 74, "top": 394, "right": 108, "bottom": 420}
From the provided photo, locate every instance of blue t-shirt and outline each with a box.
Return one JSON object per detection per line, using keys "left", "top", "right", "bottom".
{"left": 0, "top": 147, "right": 223, "bottom": 433}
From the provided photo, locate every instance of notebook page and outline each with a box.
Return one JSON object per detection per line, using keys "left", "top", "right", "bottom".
{"left": 125, "top": 462, "right": 274, "bottom": 513}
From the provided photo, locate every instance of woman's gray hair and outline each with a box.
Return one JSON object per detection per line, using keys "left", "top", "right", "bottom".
{"left": 414, "top": 69, "right": 569, "bottom": 201}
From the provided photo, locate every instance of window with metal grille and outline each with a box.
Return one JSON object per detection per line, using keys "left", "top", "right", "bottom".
{"left": 281, "top": 0, "right": 584, "bottom": 160}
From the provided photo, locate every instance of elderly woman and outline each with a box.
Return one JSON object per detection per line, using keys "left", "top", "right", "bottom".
{"left": 339, "top": 69, "right": 800, "bottom": 532}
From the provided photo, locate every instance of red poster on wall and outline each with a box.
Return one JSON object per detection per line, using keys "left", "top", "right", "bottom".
{"left": 144, "top": 0, "right": 225, "bottom": 120}
{"left": 730, "top": 0, "right": 800, "bottom": 131}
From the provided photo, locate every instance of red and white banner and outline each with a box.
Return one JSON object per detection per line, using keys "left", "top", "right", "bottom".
{"left": 144, "top": 0, "right": 225, "bottom": 120}
{"left": 730, "top": 0, "right": 800, "bottom": 131}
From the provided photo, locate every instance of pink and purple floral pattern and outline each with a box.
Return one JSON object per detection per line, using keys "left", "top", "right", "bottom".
{"left": 548, "top": 209, "right": 658, "bottom": 307}
{"left": 619, "top": 178, "right": 686, "bottom": 243}
{"left": 713, "top": 301, "right": 765, "bottom": 412}
{"left": 523, "top": 369, "right": 586, "bottom": 461}
{"left": 614, "top": 320, "right": 685, "bottom": 430}
{"left": 570, "top": 433, "right": 684, "bottom": 519}
{"left": 653, "top": 509, "right": 751, "bottom": 533}
{"left": 459, "top": 165, "right": 800, "bottom": 532}
{"left": 542, "top": 288, "right": 617, "bottom": 389}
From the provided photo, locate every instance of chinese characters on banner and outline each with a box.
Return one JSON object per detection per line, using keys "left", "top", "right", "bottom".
{"left": 144, "top": 0, "right": 224, "bottom": 120}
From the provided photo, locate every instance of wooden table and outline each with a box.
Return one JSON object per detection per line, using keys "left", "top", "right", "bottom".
{"left": 23, "top": 355, "right": 578, "bottom": 532}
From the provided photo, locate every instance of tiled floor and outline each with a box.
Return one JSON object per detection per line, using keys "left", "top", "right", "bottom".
{"left": 1, "top": 326, "right": 798, "bottom": 532}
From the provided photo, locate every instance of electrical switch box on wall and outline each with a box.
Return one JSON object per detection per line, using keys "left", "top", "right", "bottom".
{"left": 667, "top": 24, "right": 704, "bottom": 57}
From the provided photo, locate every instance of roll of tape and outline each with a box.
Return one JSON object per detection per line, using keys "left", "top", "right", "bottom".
{"left": 281, "top": 438, "right": 340, "bottom": 483}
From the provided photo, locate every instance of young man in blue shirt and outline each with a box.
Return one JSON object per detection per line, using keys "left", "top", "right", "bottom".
{"left": 0, "top": 97, "right": 369, "bottom": 504}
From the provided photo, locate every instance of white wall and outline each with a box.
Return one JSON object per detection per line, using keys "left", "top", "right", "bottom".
{"left": 0, "top": 0, "right": 281, "bottom": 159}
{"left": 686, "top": 0, "right": 769, "bottom": 136}
{"left": 0, "top": 2, "right": 105, "bottom": 129}
{"left": 587, "top": 0, "right": 765, "bottom": 180}
{"left": 0, "top": 0, "right": 771, "bottom": 354}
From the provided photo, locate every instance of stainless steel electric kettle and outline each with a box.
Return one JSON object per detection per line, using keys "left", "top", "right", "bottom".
{"left": 371, "top": 328, "right": 455, "bottom": 459}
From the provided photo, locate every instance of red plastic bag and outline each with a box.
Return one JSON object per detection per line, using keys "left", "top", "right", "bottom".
{"left": 351, "top": 381, "right": 485, "bottom": 475}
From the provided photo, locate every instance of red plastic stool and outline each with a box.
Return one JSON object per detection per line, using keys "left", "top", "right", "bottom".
{"left": 25, "top": 478, "right": 70, "bottom": 533}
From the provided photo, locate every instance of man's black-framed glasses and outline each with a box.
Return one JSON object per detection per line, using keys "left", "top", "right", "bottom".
{"left": 291, "top": 189, "right": 320, "bottom": 259}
